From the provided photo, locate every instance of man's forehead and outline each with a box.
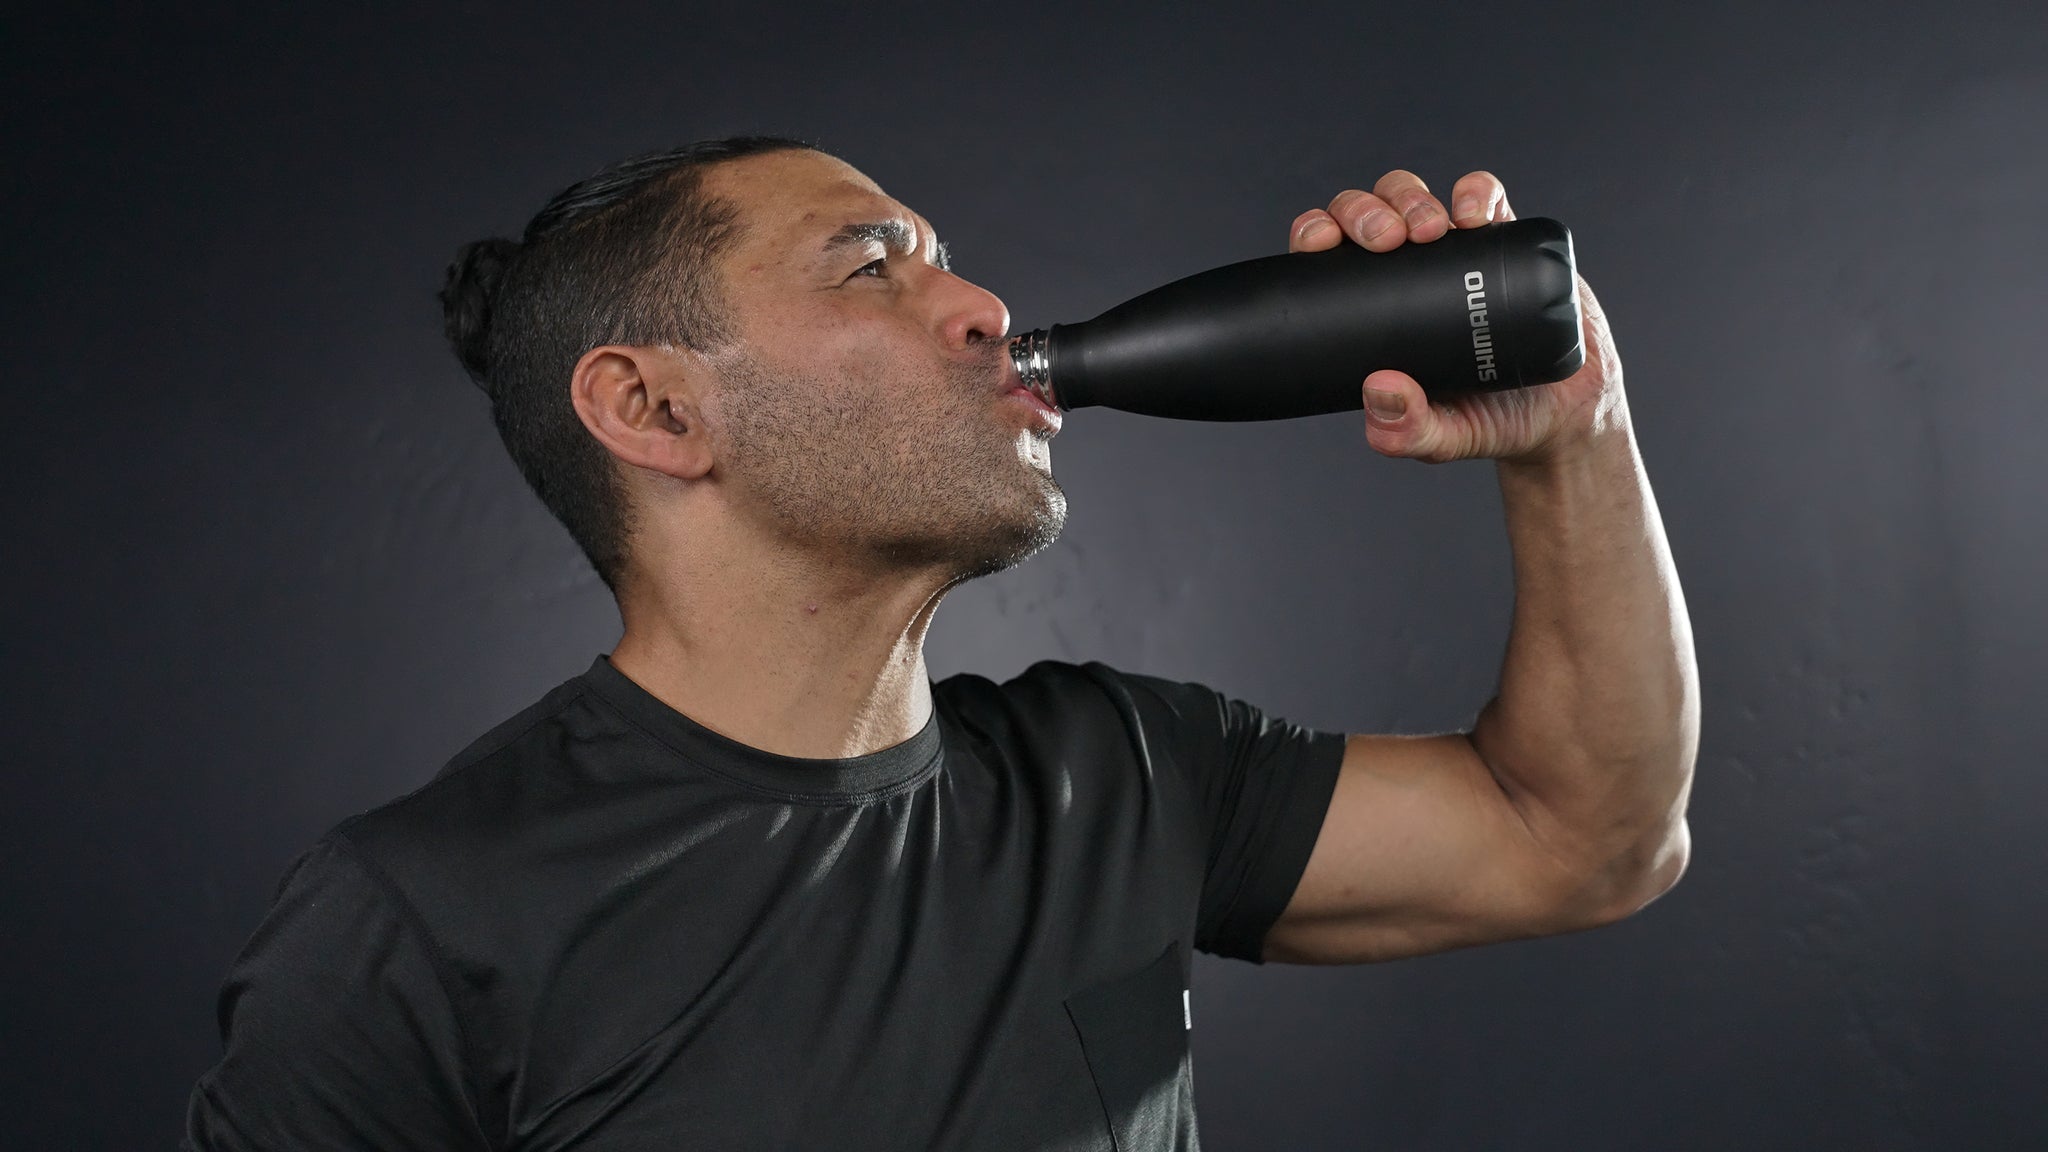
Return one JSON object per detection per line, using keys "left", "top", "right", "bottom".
{"left": 710, "top": 152, "right": 928, "bottom": 253}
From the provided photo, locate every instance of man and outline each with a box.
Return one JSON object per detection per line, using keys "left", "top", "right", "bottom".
{"left": 184, "top": 135, "right": 1696, "bottom": 1150}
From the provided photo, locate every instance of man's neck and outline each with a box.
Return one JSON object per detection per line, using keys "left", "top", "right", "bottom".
{"left": 607, "top": 533, "right": 956, "bottom": 762}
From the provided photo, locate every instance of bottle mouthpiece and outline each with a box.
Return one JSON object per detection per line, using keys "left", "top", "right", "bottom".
{"left": 1007, "top": 329, "right": 1058, "bottom": 409}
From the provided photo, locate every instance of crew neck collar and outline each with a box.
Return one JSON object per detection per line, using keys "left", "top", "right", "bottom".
{"left": 578, "top": 654, "right": 944, "bottom": 801}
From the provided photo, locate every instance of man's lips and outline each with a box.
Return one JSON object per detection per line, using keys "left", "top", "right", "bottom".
{"left": 967, "top": 350, "right": 1059, "bottom": 434}
{"left": 1000, "top": 366, "right": 1062, "bottom": 432}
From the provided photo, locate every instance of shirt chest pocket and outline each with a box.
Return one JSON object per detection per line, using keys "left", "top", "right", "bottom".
{"left": 1062, "top": 940, "right": 1199, "bottom": 1152}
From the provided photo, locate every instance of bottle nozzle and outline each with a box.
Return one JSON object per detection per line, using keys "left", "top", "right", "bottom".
{"left": 1008, "top": 329, "right": 1058, "bottom": 409}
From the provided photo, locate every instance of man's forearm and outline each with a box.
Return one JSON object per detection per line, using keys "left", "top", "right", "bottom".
{"left": 1468, "top": 400, "right": 1699, "bottom": 914}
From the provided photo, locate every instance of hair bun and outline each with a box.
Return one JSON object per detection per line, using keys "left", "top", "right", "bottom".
{"left": 438, "top": 236, "right": 521, "bottom": 393}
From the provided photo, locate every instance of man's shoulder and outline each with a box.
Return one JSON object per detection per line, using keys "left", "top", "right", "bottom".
{"left": 940, "top": 657, "right": 1222, "bottom": 715}
{"left": 317, "top": 665, "right": 620, "bottom": 890}
{"left": 933, "top": 656, "right": 1229, "bottom": 761}
{"left": 938, "top": 656, "right": 1190, "bottom": 698}
{"left": 934, "top": 657, "right": 1117, "bottom": 723}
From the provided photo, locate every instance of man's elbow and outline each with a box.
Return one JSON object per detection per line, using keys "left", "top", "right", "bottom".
{"left": 1499, "top": 737, "right": 1697, "bottom": 937}
{"left": 1568, "top": 814, "right": 1692, "bottom": 930}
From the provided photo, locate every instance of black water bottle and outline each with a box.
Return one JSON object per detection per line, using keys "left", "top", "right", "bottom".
{"left": 1006, "top": 216, "right": 1585, "bottom": 420}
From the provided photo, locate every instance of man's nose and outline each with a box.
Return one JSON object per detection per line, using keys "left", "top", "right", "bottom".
{"left": 935, "top": 272, "right": 1010, "bottom": 350}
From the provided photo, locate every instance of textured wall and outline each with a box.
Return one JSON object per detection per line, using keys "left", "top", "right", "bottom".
{"left": 4, "top": 2, "right": 2043, "bottom": 1147}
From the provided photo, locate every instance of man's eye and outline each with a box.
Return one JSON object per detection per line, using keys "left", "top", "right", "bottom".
{"left": 852, "top": 257, "right": 886, "bottom": 278}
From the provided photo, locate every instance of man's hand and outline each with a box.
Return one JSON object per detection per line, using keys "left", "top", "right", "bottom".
{"left": 1289, "top": 170, "right": 1625, "bottom": 465}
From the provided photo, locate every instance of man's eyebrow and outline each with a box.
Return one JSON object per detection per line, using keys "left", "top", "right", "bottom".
{"left": 819, "top": 219, "right": 952, "bottom": 271}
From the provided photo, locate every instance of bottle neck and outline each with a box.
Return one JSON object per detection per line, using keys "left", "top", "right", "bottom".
{"left": 1007, "top": 329, "right": 1059, "bottom": 409}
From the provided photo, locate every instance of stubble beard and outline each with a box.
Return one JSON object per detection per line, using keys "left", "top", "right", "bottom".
{"left": 709, "top": 344, "right": 1067, "bottom": 585}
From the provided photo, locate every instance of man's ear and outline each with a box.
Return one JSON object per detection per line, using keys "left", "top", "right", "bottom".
{"left": 570, "top": 344, "right": 714, "bottom": 481}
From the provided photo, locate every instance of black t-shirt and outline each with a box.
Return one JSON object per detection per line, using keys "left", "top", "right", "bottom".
{"left": 183, "top": 654, "right": 1346, "bottom": 1151}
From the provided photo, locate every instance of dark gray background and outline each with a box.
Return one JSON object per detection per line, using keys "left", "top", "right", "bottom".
{"left": 5, "top": 2, "right": 2043, "bottom": 1148}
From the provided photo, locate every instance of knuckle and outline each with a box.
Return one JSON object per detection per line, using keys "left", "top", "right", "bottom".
{"left": 1374, "top": 169, "right": 1427, "bottom": 199}
{"left": 1328, "top": 188, "right": 1371, "bottom": 215}
{"left": 1354, "top": 207, "right": 1400, "bottom": 242}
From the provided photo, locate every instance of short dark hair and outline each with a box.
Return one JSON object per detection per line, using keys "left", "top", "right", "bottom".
{"left": 437, "top": 134, "right": 816, "bottom": 594}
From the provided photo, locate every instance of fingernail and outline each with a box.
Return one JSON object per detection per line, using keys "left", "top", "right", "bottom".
{"left": 1361, "top": 208, "right": 1397, "bottom": 240}
{"left": 1365, "top": 388, "right": 1406, "bottom": 421}
{"left": 1301, "top": 218, "right": 1334, "bottom": 244}
{"left": 1404, "top": 203, "right": 1436, "bottom": 227}
{"left": 1454, "top": 197, "right": 1479, "bottom": 220}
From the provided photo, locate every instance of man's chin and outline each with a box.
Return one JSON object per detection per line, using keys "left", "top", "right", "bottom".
{"left": 918, "top": 488, "right": 1068, "bottom": 584}
{"left": 983, "top": 485, "right": 1068, "bottom": 576}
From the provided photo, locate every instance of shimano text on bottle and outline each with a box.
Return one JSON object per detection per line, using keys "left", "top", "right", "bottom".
{"left": 1464, "top": 270, "right": 1498, "bottom": 383}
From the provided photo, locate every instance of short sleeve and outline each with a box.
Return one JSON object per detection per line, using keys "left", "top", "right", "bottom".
{"left": 183, "top": 835, "right": 490, "bottom": 1151}
{"left": 1091, "top": 664, "right": 1348, "bottom": 964}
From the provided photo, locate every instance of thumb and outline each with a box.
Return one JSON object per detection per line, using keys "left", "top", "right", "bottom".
{"left": 1362, "top": 370, "right": 1457, "bottom": 462}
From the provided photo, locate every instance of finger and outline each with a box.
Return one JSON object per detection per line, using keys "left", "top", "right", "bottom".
{"left": 1290, "top": 209, "right": 1343, "bottom": 252}
{"left": 1448, "top": 171, "right": 1506, "bottom": 227}
{"left": 1326, "top": 188, "right": 1406, "bottom": 252}
{"left": 1362, "top": 370, "right": 1460, "bottom": 463}
{"left": 1372, "top": 169, "right": 1449, "bottom": 243}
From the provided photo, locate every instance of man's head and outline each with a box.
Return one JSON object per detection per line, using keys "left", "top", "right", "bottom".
{"left": 438, "top": 138, "right": 1065, "bottom": 599}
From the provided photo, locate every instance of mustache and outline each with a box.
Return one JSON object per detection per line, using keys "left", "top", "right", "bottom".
{"left": 948, "top": 340, "right": 1010, "bottom": 390}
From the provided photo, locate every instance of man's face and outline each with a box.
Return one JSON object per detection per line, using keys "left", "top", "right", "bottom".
{"left": 693, "top": 149, "right": 1066, "bottom": 583}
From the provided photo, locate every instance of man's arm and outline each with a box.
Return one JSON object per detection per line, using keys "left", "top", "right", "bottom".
{"left": 184, "top": 835, "right": 489, "bottom": 1150}
{"left": 1259, "top": 169, "right": 1699, "bottom": 965}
